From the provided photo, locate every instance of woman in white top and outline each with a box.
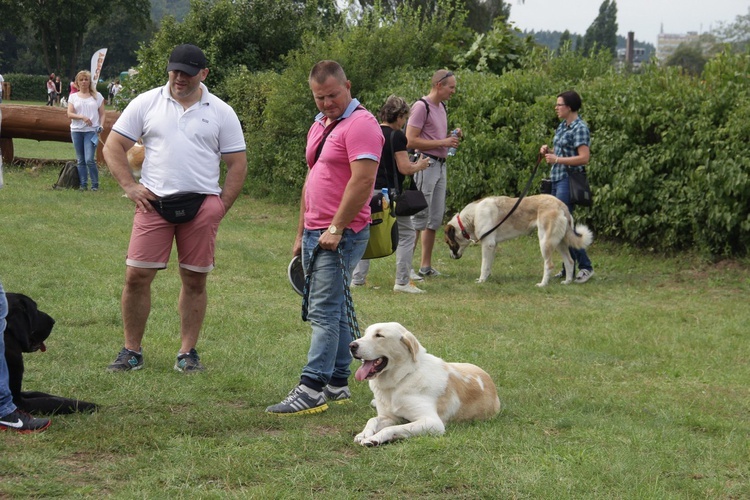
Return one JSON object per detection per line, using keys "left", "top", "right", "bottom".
{"left": 67, "top": 70, "right": 105, "bottom": 191}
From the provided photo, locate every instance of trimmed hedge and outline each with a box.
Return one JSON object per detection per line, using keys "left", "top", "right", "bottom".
{"left": 1, "top": 73, "right": 108, "bottom": 101}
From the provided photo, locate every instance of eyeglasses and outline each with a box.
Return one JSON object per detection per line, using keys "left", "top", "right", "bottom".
{"left": 437, "top": 71, "right": 454, "bottom": 84}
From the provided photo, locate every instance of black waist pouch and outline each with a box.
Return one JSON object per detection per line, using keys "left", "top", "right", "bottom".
{"left": 149, "top": 193, "right": 207, "bottom": 224}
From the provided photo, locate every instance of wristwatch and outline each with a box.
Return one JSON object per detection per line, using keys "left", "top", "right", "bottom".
{"left": 328, "top": 224, "right": 344, "bottom": 236}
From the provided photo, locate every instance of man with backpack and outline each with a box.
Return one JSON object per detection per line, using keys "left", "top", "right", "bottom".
{"left": 405, "top": 69, "right": 462, "bottom": 278}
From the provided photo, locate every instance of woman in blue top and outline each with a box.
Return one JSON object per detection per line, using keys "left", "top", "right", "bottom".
{"left": 540, "top": 90, "right": 594, "bottom": 284}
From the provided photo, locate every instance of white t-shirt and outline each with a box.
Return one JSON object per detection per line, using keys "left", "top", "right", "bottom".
{"left": 69, "top": 92, "right": 104, "bottom": 132}
{"left": 111, "top": 82, "right": 246, "bottom": 197}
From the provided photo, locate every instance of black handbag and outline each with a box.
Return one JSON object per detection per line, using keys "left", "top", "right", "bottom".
{"left": 388, "top": 131, "right": 428, "bottom": 217}
{"left": 567, "top": 167, "right": 592, "bottom": 207}
{"left": 149, "top": 193, "right": 207, "bottom": 224}
{"left": 394, "top": 178, "right": 428, "bottom": 216}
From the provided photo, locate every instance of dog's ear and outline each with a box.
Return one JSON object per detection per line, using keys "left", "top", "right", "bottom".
{"left": 4, "top": 293, "right": 54, "bottom": 352}
{"left": 5, "top": 293, "right": 35, "bottom": 352}
{"left": 400, "top": 330, "right": 421, "bottom": 362}
{"left": 445, "top": 225, "right": 455, "bottom": 243}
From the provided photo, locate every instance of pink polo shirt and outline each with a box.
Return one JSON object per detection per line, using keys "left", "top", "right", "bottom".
{"left": 304, "top": 99, "right": 383, "bottom": 233}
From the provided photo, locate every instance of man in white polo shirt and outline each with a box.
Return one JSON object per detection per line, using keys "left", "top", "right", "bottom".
{"left": 103, "top": 44, "right": 247, "bottom": 374}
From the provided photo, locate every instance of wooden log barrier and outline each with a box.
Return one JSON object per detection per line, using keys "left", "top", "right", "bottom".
{"left": 0, "top": 104, "right": 121, "bottom": 165}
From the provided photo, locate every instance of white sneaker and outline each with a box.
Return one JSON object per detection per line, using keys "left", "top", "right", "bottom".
{"left": 409, "top": 270, "right": 424, "bottom": 282}
{"left": 393, "top": 282, "right": 426, "bottom": 294}
{"left": 574, "top": 269, "right": 594, "bottom": 284}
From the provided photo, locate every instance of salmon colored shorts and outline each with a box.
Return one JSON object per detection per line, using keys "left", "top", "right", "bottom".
{"left": 126, "top": 194, "right": 226, "bottom": 273}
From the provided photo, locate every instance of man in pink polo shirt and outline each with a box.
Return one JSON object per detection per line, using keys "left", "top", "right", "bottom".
{"left": 406, "top": 69, "right": 461, "bottom": 278}
{"left": 266, "top": 60, "right": 383, "bottom": 415}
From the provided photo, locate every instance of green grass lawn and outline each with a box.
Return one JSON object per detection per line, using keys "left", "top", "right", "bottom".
{"left": 0, "top": 166, "right": 748, "bottom": 498}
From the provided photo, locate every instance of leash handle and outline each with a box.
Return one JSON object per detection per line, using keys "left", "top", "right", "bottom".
{"left": 301, "top": 245, "right": 361, "bottom": 340}
{"left": 478, "top": 153, "right": 544, "bottom": 241}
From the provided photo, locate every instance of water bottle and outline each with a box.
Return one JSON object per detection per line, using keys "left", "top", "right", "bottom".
{"left": 381, "top": 187, "right": 389, "bottom": 210}
{"left": 447, "top": 129, "right": 459, "bottom": 157}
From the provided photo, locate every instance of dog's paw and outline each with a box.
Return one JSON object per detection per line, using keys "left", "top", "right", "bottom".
{"left": 536, "top": 282, "right": 548, "bottom": 287}
{"left": 475, "top": 277, "right": 487, "bottom": 283}
{"left": 356, "top": 435, "right": 382, "bottom": 447}
{"left": 561, "top": 279, "right": 572, "bottom": 285}
{"left": 354, "top": 430, "right": 374, "bottom": 445}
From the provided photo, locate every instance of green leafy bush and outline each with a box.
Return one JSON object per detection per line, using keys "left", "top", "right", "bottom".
{"left": 236, "top": 1, "right": 470, "bottom": 201}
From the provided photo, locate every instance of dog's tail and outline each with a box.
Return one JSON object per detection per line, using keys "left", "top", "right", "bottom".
{"left": 565, "top": 223, "right": 593, "bottom": 250}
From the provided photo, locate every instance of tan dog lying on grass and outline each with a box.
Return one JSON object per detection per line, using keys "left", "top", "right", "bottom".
{"left": 350, "top": 322, "right": 500, "bottom": 446}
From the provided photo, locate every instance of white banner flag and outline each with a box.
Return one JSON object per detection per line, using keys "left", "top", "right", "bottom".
{"left": 90, "top": 48, "right": 107, "bottom": 84}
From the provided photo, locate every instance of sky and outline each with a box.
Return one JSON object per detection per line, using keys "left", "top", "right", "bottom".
{"left": 507, "top": 0, "right": 748, "bottom": 47}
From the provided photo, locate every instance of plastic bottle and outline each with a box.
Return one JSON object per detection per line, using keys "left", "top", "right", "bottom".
{"left": 381, "top": 187, "right": 389, "bottom": 210}
{"left": 447, "top": 129, "right": 460, "bottom": 157}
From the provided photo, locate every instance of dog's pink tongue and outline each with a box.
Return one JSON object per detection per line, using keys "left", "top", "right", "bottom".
{"left": 355, "top": 360, "right": 376, "bottom": 382}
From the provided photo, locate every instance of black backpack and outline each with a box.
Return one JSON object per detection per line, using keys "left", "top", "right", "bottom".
{"left": 53, "top": 161, "right": 80, "bottom": 190}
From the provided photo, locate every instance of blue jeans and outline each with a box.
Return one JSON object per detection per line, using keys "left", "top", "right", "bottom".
{"left": 552, "top": 177, "right": 592, "bottom": 272}
{"left": 71, "top": 131, "right": 99, "bottom": 189}
{"left": 300, "top": 227, "right": 369, "bottom": 387}
{"left": 0, "top": 281, "right": 17, "bottom": 417}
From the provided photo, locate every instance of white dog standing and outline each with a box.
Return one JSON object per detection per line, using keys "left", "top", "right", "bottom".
{"left": 350, "top": 322, "right": 500, "bottom": 446}
{"left": 444, "top": 194, "right": 593, "bottom": 286}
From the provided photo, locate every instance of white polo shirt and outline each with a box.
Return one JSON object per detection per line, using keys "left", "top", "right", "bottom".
{"left": 112, "top": 82, "right": 246, "bottom": 197}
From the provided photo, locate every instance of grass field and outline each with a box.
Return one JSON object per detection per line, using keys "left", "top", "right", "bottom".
{"left": 0, "top": 166, "right": 748, "bottom": 498}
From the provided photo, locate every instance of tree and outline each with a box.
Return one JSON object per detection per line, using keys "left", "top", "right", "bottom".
{"left": 127, "top": 0, "right": 341, "bottom": 101}
{"left": 714, "top": 7, "right": 750, "bottom": 53}
{"left": 454, "top": 17, "right": 532, "bottom": 74}
{"left": 664, "top": 42, "right": 707, "bottom": 76}
{"left": 347, "top": 0, "right": 509, "bottom": 33}
{"left": 582, "top": 0, "right": 618, "bottom": 58}
{"left": 0, "top": 0, "right": 150, "bottom": 79}
{"left": 557, "top": 30, "right": 571, "bottom": 55}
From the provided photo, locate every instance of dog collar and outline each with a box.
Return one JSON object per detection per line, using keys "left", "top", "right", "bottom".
{"left": 456, "top": 214, "right": 472, "bottom": 241}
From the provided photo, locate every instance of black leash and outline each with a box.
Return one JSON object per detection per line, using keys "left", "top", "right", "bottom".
{"left": 301, "top": 245, "right": 361, "bottom": 340}
{"left": 478, "top": 154, "right": 545, "bottom": 241}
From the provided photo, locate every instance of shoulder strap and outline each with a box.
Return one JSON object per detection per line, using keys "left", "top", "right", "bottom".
{"left": 313, "top": 120, "right": 341, "bottom": 165}
{"left": 388, "top": 129, "right": 397, "bottom": 194}
{"left": 313, "top": 105, "right": 363, "bottom": 165}
{"left": 417, "top": 98, "right": 447, "bottom": 126}
{"left": 418, "top": 98, "right": 430, "bottom": 123}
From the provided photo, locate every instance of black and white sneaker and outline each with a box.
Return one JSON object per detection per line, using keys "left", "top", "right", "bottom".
{"left": 107, "top": 347, "right": 144, "bottom": 372}
{"left": 323, "top": 385, "right": 351, "bottom": 404}
{"left": 174, "top": 348, "right": 205, "bottom": 373}
{"left": 0, "top": 409, "right": 51, "bottom": 434}
{"left": 266, "top": 385, "right": 328, "bottom": 415}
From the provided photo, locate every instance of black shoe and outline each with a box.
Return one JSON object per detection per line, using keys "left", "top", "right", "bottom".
{"left": 174, "top": 348, "right": 205, "bottom": 373}
{"left": 107, "top": 347, "right": 144, "bottom": 372}
{"left": 0, "top": 409, "right": 51, "bottom": 433}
